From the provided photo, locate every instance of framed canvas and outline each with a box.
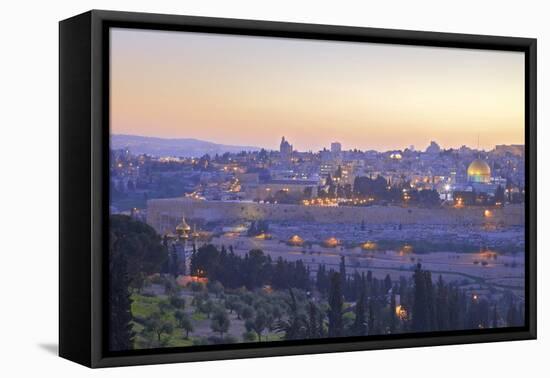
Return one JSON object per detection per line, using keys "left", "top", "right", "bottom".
{"left": 59, "top": 10, "right": 537, "bottom": 368}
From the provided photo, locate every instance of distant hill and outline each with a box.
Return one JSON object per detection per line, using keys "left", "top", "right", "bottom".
{"left": 111, "top": 134, "right": 261, "bottom": 157}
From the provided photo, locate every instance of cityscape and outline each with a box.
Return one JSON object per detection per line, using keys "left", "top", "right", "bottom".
{"left": 108, "top": 28, "right": 525, "bottom": 351}
{"left": 109, "top": 135, "right": 525, "bottom": 350}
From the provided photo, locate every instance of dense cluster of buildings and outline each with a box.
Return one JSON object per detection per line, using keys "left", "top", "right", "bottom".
{"left": 111, "top": 137, "right": 526, "bottom": 309}
{"left": 111, "top": 136, "right": 525, "bottom": 215}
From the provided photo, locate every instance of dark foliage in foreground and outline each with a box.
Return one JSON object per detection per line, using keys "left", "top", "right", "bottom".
{"left": 110, "top": 215, "right": 168, "bottom": 288}
{"left": 189, "top": 244, "right": 524, "bottom": 340}
{"left": 109, "top": 240, "right": 135, "bottom": 351}
{"left": 109, "top": 215, "right": 167, "bottom": 351}
{"left": 109, "top": 218, "right": 525, "bottom": 349}
{"left": 190, "top": 244, "right": 311, "bottom": 291}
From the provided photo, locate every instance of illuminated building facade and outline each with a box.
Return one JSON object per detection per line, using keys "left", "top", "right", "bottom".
{"left": 253, "top": 179, "right": 319, "bottom": 200}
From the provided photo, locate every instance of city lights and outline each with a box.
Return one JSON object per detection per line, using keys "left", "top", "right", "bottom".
{"left": 103, "top": 25, "right": 528, "bottom": 353}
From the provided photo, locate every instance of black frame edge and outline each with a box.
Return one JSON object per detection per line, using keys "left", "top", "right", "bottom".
{"left": 526, "top": 38, "right": 537, "bottom": 340}
{"left": 94, "top": 330, "right": 535, "bottom": 368}
{"left": 59, "top": 9, "right": 537, "bottom": 368}
{"left": 89, "top": 9, "right": 536, "bottom": 49}
{"left": 59, "top": 11, "right": 93, "bottom": 367}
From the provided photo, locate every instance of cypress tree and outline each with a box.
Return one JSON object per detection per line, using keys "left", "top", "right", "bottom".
{"left": 307, "top": 301, "right": 322, "bottom": 338}
{"left": 448, "top": 286, "right": 460, "bottom": 329}
{"left": 353, "top": 289, "right": 367, "bottom": 336}
{"left": 339, "top": 256, "right": 347, "bottom": 298}
{"left": 366, "top": 270, "right": 373, "bottom": 297}
{"left": 425, "top": 270, "right": 435, "bottom": 330}
{"left": 328, "top": 272, "right": 344, "bottom": 337}
{"left": 109, "top": 239, "right": 135, "bottom": 351}
{"left": 368, "top": 299, "right": 376, "bottom": 335}
{"left": 412, "top": 263, "right": 429, "bottom": 331}
{"left": 435, "top": 275, "right": 449, "bottom": 331}
{"left": 316, "top": 264, "right": 327, "bottom": 295}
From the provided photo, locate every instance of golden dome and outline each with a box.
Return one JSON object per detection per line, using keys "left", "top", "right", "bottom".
{"left": 467, "top": 159, "right": 491, "bottom": 183}
{"left": 175, "top": 216, "right": 191, "bottom": 233}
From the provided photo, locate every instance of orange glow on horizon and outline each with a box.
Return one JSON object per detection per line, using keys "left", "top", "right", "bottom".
{"left": 111, "top": 28, "right": 525, "bottom": 151}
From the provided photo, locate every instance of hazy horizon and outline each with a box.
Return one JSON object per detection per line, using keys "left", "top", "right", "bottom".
{"left": 110, "top": 28, "right": 525, "bottom": 151}
{"left": 112, "top": 133, "right": 525, "bottom": 154}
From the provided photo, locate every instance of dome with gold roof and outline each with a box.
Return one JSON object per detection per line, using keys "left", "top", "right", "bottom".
{"left": 175, "top": 215, "right": 191, "bottom": 239}
{"left": 467, "top": 159, "right": 491, "bottom": 183}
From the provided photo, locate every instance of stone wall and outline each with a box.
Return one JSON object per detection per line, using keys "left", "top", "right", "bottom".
{"left": 146, "top": 197, "right": 524, "bottom": 233}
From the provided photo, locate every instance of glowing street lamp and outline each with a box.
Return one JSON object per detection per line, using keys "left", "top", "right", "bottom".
{"left": 323, "top": 237, "right": 340, "bottom": 248}
{"left": 288, "top": 235, "right": 304, "bottom": 247}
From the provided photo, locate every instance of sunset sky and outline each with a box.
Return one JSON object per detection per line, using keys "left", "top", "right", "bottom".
{"left": 110, "top": 28, "right": 525, "bottom": 152}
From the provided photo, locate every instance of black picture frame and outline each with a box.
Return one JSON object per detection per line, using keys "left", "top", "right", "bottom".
{"left": 59, "top": 9, "right": 537, "bottom": 368}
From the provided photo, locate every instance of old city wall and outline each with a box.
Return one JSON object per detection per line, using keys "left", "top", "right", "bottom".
{"left": 146, "top": 198, "right": 524, "bottom": 233}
